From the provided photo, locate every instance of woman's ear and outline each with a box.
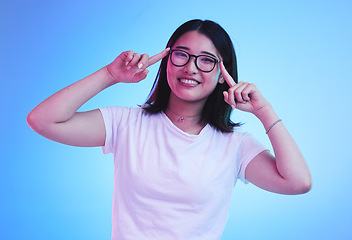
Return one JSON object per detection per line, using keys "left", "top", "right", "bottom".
{"left": 218, "top": 74, "right": 225, "bottom": 84}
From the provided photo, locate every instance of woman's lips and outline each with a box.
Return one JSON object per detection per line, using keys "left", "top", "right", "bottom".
{"left": 178, "top": 78, "right": 200, "bottom": 86}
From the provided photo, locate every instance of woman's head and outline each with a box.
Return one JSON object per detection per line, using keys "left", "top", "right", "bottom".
{"left": 144, "top": 19, "right": 239, "bottom": 132}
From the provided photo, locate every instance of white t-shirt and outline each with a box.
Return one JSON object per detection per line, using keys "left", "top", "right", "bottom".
{"left": 99, "top": 106, "right": 266, "bottom": 240}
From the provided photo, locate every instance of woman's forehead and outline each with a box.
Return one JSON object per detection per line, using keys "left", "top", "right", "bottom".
{"left": 173, "top": 31, "right": 219, "bottom": 56}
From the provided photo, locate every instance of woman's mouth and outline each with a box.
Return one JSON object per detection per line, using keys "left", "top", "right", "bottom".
{"left": 178, "top": 78, "right": 200, "bottom": 86}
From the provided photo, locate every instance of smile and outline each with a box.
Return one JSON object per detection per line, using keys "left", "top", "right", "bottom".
{"left": 178, "top": 78, "right": 200, "bottom": 85}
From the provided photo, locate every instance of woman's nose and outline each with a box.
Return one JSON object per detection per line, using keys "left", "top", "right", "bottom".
{"left": 184, "top": 57, "right": 199, "bottom": 74}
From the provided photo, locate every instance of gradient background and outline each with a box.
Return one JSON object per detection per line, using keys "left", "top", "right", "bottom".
{"left": 1, "top": 0, "right": 351, "bottom": 239}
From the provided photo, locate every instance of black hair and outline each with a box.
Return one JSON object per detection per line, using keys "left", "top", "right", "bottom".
{"left": 143, "top": 19, "right": 240, "bottom": 132}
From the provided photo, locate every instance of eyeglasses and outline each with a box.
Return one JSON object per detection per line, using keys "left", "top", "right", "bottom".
{"left": 169, "top": 49, "right": 219, "bottom": 73}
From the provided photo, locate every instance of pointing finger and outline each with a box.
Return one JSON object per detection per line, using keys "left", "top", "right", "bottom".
{"left": 219, "top": 61, "right": 236, "bottom": 87}
{"left": 147, "top": 48, "right": 170, "bottom": 67}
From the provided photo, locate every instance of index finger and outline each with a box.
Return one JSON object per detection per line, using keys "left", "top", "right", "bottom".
{"left": 219, "top": 61, "right": 236, "bottom": 87}
{"left": 146, "top": 48, "right": 170, "bottom": 67}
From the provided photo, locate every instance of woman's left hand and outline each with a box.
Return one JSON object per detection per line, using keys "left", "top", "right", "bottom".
{"left": 219, "top": 61, "right": 270, "bottom": 116}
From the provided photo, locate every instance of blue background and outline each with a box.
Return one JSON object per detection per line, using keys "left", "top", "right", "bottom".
{"left": 1, "top": 0, "right": 351, "bottom": 239}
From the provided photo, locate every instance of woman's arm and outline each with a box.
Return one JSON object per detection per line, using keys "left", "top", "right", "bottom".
{"left": 246, "top": 104, "right": 311, "bottom": 195}
{"left": 27, "top": 49, "right": 170, "bottom": 147}
{"left": 220, "top": 61, "right": 312, "bottom": 195}
{"left": 27, "top": 67, "right": 114, "bottom": 147}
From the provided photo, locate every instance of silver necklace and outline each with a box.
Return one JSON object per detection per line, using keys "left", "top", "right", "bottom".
{"left": 166, "top": 109, "right": 201, "bottom": 123}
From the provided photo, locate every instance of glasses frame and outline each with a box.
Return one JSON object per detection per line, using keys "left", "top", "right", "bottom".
{"left": 169, "top": 49, "right": 219, "bottom": 73}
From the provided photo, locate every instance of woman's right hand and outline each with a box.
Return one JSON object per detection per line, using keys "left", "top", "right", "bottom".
{"left": 106, "top": 48, "right": 170, "bottom": 84}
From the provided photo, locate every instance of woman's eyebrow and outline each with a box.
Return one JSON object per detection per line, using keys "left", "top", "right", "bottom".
{"left": 174, "top": 46, "right": 217, "bottom": 58}
{"left": 201, "top": 51, "right": 217, "bottom": 59}
{"left": 175, "top": 46, "right": 190, "bottom": 50}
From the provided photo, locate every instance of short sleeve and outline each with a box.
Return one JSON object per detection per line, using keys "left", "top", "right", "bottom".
{"left": 236, "top": 133, "right": 267, "bottom": 184}
{"left": 99, "top": 106, "right": 128, "bottom": 155}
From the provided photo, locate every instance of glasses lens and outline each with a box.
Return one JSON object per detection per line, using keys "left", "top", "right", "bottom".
{"left": 170, "top": 50, "right": 217, "bottom": 72}
{"left": 197, "top": 56, "right": 217, "bottom": 72}
{"left": 171, "top": 50, "right": 189, "bottom": 66}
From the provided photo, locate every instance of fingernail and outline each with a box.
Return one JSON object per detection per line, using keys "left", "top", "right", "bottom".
{"left": 126, "top": 66, "right": 131, "bottom": 70}
{"left": 231, "top": 105, "right": 236, "bottom": 109}
{"left": 138, "top": 63, "right": 143, "bottom": 69}
{"left": 125, "top": 61, "right": 129, "bottom": 66}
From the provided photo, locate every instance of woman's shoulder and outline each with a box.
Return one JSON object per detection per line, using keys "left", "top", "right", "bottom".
{"left": 99, "top": 105, "right": 144, "bottom": 114}
{"left": 211, "top": 126, "right": 258, "bottom": 145}
{"left": 212, "top": 125, "right": 247, "bottom": 137}
{"left": 99, "top": 105, "right": 163, "bottom": 122}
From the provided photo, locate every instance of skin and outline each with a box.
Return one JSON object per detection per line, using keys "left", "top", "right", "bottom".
{"left": 166, "top": 31, "right": 222, "bottom": 106}
{"left": 26, "top": 48, "right": 169, "bottom": 146}
{"left": 219, "top": 60, "right": 311, "bottom": 194}
{"left": 27, "top": 30, "right": 311, "bottom": 195}
{"left": 165, "top": 31, "right": 224, "bottom": 134}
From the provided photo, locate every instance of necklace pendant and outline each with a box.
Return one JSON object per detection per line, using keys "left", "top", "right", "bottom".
{"left": 178, "top": 117, "right": 185, "bottom": 122}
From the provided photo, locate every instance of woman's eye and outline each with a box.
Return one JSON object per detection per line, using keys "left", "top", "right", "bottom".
{"left": 175, "top": 51, "right": 188, "bottom": 58}
{"left": 200, "top": 56, "right": 215, "bottom": 64}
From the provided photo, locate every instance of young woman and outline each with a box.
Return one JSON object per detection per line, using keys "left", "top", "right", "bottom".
{"left": 27, "top": 19, "right": 311, "bottom": 240}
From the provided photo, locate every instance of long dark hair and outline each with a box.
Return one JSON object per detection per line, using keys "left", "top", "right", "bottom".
{"left": 143, "top": 19, "right": 240, "bottom": 132}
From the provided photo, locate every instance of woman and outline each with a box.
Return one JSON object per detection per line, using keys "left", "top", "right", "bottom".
{"left": 27, "top": 19, "right": 311, "bottom": 240}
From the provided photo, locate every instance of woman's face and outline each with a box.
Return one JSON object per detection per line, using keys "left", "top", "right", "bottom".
{"left": 167, "top": 30, "right": 222, "bottom": 105}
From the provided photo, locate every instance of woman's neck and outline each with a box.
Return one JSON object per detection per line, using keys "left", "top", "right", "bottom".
{"left": 166, "top": 93, "right": 206, "bottom": 117}
{"left": 164, "top": 94, "right": 207, "bottom": 135}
